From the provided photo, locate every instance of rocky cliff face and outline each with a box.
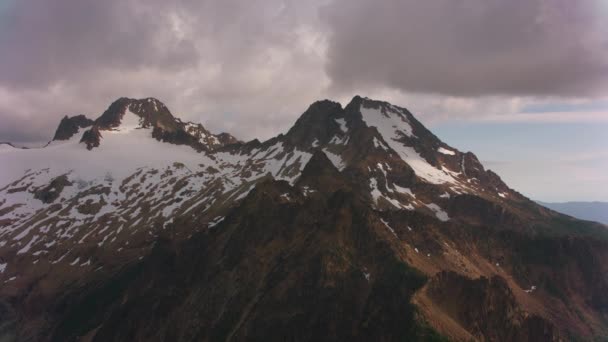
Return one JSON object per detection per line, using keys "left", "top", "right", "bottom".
{"left": 52, "top": 115, "right": 94, "bottom": 141}
{"left": 78, "top": 97, "right": 239, "bottom": 152}
{"left": 424, "top": 271, "right": 560, "bottom": 341}
{"left": 0, "top": 96, "right": 607, "bottom": 341}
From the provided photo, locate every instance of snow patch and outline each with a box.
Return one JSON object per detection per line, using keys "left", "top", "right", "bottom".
{"left": 208, "top": 216, "right": 225, "bottom": 228}
{"left": 392, "top": 184, "right": 415, "bottom": 198}
{"left": 69, "top": 257, "right": 81, "bottom": 266}
{"left": 372, "top": 137, "right": 389, "bottom": 150}
{"left": 17, "top": 235, "right": 40, "bottom": 254}
{"left": 424, "top": 203, "right": 450, "bottom": 221}
{"left": 380, "top": 218, "right": 398, "bottom": 238}
{"left": 329, "top": 135, "right": 349, "bottom": 145}
{"left": 334, "top": 118, "right": 348, "bottom": 133}
{"left": 437, "top": 147, "right": 456, "bottom": 155}
{"left": 114, "top": 109, "right": 142, "bottom": 133}
{"left": 322, "top": 149, "right": 346, "bottom": 171}
{"left": 360, "top": 105, "right": 458, "bottom": 185}
{"left": 301, "top": 186, "right": 316, "bottom": 197}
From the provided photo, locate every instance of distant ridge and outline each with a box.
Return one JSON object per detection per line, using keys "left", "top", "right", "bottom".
{"left": 538, "top": 201, "right": 608, "bottom": 225}
{"left": 0, "top": 142, "right": 28, "bottom": 149}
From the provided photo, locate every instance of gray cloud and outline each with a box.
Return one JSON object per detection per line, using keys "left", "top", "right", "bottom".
{"left": 322, "top": 0, "right": 608, "bottom": 97}
{"left": 0, "top": 0, "right": 200, "bottom": 88}
{"left": 0, "top": 0, "right": 606, "bottom": 202}
{"left": 0, "top": 0, "right": 328, "bottom": 143}
{"left": 1, "top": 0, "right": 608, "bottom": 145}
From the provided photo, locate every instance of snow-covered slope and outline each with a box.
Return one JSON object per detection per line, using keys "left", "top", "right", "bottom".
{"left": 3, "top": 95, "right": 608, "bottom": 342}
{"left": 0, "top": 96, "right": 517, "bottom": 285}
{"left": 360, "top": 103, "right": 460, "bottom": 185}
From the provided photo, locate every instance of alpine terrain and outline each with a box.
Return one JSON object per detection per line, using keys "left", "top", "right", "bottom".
{"left": 1, "top": 96, "right": 607, "bottom": 341}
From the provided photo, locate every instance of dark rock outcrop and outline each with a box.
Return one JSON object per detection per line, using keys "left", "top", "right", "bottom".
{"left": 426, "top": 271, "right": 560, "bottom": 342}
{"left": 73, "top": 97, "right": 239, "bottom": 152}
{"left": 52, "top": 115, "right": 94, "bottom": 141}
{"left": 285, "top": 100, "right": 344, "bottom": 147}
{"left": 33, "top": 175, "right": 72, "bottom": 204}
{"left": 80, "top": 126, "right": 102, "bottom": 150}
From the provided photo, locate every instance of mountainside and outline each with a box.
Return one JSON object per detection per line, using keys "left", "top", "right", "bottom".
{"left": 538, "top": 201, "right": 608, "bottom": 225}
{"left": 1, "top": 96, "right": 607, "bottom": 341}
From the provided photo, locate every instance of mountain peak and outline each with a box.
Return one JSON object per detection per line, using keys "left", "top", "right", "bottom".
{"left": 52, "top": 114, "right": 94, "bottom": 141}
{"left": 2, "top": 94, "right": 608, "bottom": 341}
{"left": 94, "top": 97, "right": 175, "bottom": 131}
{"left": 46, "top": 97, "right": 240, "bottom": 152}
{"left": 285, "top": 99, "right": 343, "bottom": 146}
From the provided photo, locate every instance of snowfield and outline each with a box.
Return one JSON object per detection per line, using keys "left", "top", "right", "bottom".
{"left": 360, "top": 104, "right": 460, "bottom": 185}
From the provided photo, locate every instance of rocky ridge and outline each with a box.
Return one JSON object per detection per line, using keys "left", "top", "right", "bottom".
{"left": 0, "top": 96, "right": 607, "bottom": 341}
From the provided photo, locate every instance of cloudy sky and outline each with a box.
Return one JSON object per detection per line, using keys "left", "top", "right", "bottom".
{"left": 1, "top": 0, "right": 607, "bottom": 201}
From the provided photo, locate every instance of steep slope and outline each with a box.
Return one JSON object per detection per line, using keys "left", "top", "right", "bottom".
{"left": 77, "top": 97, "right": 239, "bottom": 151}
{"left": 0, "top": 96, "right": 607, "bottom": 341}
{"left": 48, "top": 155, "right": 446, "bottom": 341}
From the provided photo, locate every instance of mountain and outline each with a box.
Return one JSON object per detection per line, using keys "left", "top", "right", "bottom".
{"left": 538, "top": 201, "right": 608, "bottom": 225}
{"left": 1, "top": 96, "right": 607, "bottom": 341}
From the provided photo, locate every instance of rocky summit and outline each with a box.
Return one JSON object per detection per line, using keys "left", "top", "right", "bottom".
{"left": 0, "top": 96, "right": 607, "bottom": 341}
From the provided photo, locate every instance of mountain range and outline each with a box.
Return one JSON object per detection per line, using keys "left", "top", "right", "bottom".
{"left": 0, "top": 96, "right": 607, "bottom": 341}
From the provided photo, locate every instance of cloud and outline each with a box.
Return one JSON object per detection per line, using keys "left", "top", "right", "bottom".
{"left": 0, "top": 0, "right": 329, "bottom": 143}
{"left": 478, "top": 111, "right": 608, "bottom": 123}
{"left": 321, "top": 0, "right": 608, "bottom": 97}
{"left": 0, "top": 0, "right": 606, "bottom": 202}
{"left": 1, "top": 0, "right": 608, "bottom": 145}
{"left": 0, "top": 0, "right": 199, "bottom": 88}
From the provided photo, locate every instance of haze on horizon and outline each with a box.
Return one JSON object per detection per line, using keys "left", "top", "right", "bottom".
{"left": 0, "top": 0, "right": 607, "bottom": 202}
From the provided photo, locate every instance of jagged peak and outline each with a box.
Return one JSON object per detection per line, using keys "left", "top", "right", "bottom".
{"left": 285, "top": 99, "right": 347, "bottom": 148}
{"left": 345, "top": 95, "right": 406, "bottom": 112}
{"left": 287, "top": 100, "right": 342, "bottom": 129}
{"left": 40, "top": 95, "right": 509, "bottom": 197}
{"left": 307, "top": 99, "right": 343, "bottom": 111}
{"left": 94, "top": 97, "right": 175, "bottom": 132}
{"left": 52, "top": 114, "right": 94, "bottom": 141}
{"left": 3, "top": 91, "right": 606, "bottom": 342}
{"left": 184, "top": 123, "right": 240, "bottom": 151}
{"left": 62, "top": 97, "right": 243, "bottom": 152}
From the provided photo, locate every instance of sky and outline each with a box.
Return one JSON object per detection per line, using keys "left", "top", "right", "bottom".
{"left": 0, "top": 0, "right": 607, "bottom": 202}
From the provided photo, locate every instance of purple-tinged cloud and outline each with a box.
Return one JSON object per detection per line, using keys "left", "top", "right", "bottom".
{"left": 322, "top": 0, "right": 608, "bottom": 97}
{"left": 0, "top": 0, "right": 199, "bottom": 88}
{"left": 0, "top": 0, "right": 328, "bottom": 143}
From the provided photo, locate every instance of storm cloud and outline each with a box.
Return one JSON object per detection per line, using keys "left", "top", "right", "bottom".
{"left": 322, "top": 0, "right": 608, "bottom": 97}
{"left": 0, "top": 0, "right": 328, "bottom": 143}
{"left": 0, "top": 0, "right": 607, "bottom": 144}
